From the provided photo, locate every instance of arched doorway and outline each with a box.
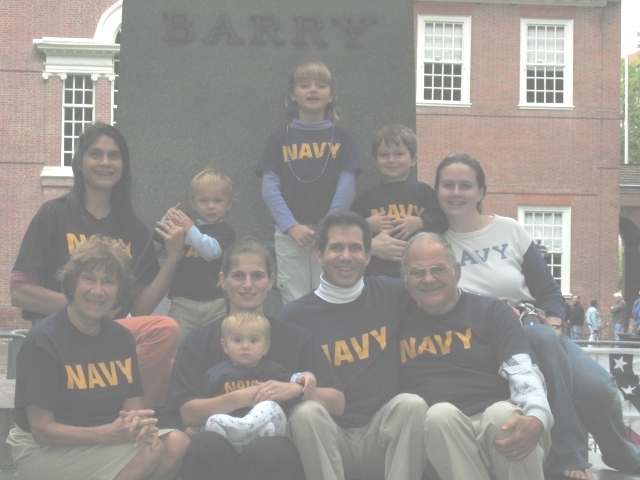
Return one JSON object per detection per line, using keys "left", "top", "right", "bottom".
{"left": 620, "top": 216, "right": 640, "bottom": 316}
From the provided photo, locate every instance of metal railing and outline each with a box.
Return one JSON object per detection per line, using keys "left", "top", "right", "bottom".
{"left": 0, "top": 330, "right": 28, "bottom": 380}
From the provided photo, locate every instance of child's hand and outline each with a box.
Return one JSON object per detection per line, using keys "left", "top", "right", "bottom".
{"left": 366, "top": 210, "right": 397, "bottom": 233}
{"left": 167, "top": 206, "right": 194, "bottom": 232}
{"left": 296, "top": 372, "right": 317, "bottom": 395}
{"left": 389, "top": 215, "right": 424, "bottom": 240}
{"left": 287, "top": 224, "right": 315, "bottom": 247}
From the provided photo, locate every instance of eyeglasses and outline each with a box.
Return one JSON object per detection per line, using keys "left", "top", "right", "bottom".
{"left": 404, "top": 265, "right": 452, "bottom": 280}
{"left": 549, "top": 324, "right": 563, "bottom": 331}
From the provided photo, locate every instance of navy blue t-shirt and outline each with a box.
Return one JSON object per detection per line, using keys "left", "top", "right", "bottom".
{"left": 13, "top": 197, "right": 158, "bottom": 321}
{"left": 168, "top": 221, "right": 235, "bottom": 301}
{"left": 256, "top": 123, "right": 361, "bottom": 225}
{"left": 202, "top": 359, "right": 291, "bottom": 416}
{"left": 398, "top": 291, "right": 534, "bottom": 416}
{"left": 279, "top": 276, "right": 413, "bottom": 428}
{"left": 14, "top": 308, "right": 142, "bottom": 431}
{"left": 351, "top": 179, "right": 448, "bottom": 277}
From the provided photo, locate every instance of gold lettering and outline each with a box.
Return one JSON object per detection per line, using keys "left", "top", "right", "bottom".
{"left": 65, "top": 364, "right": 87, "bottom": 389}
{"left": 330, "top": 142, "right": 341, "bottom": 158}
{"left": 370, "top": 327, "right": 387, "bottom": 350}
{"left": 66, "top": 233, "right": 87, "bottom": 254}
{"left": 418, "top": 336, "right": 437, "bottom": 355}
{"left": 387, "top": 204, "right": 400, "bottom": 219}
{"left": 115, "top": 358, "right": 133, "bottom": 384}
{"left": 415, "top": 206, "right": 425, "bottom": 216}
{"left": 350, "top": 334, "right": 369, "bottom": 360}
{"left": 322, "top": 344, "right": 331, "bottom": 362}
{"left": 312, "top": 142, "right": 327, "bottom": 157}
{"left": 283, "top": 145, "right": 297, "bottom": 162}
{"left": 225, "top": 382, "right": 236, "bottom": 393}
{"left": 400, "top": 338, "right": 416, "bottom": 363}
{"left": 397, "top": 204, "right": 407, "bottom": 217}
{"left": 434, "top": 331, "right": 453, "bottom": 355}
{"left": 98, "top": 362, "right": 118, "bottom": 386}
{"left": 298, "top": 143, "right": 312, "bottom": 159}
{"left": 454, "top": 328, "right": 473, "bottom": 349}
{"left": 334, "top": 340, "right": 354, "bottom": 366}
{"left": 88, "top": 363, "right": 107, "bottom": 388}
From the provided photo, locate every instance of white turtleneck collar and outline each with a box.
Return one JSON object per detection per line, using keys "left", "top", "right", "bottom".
{"left": 314, "top": 273, "right": 364, "bottom": 304}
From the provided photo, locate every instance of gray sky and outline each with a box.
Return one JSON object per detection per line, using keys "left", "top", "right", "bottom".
{"left": 621, "top": 0, "right": 640, "bottom": 57}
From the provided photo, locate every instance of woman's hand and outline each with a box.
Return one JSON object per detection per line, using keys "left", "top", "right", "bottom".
{"left": 156, "top": 216, "right": 186, "bottom": 262}
{"left": 366, "top": 211, "right": 397, "bottom": 233}
{"left": 286, "top": 224, "right": 315, "bottom": 248}
{"left": 251, "top": 380, "right": 302, "bottom": 405}
{"left": 119, "top": 409, "right": 159, "bottom": 448}
{"left": 388, "top": 215, "right": 423, "bottom": 240}
{"left": 112, "top": 409, "right": 158, "bottom": 447}
{"left": 167, "top": 206, "right": 195, "bottom": 232}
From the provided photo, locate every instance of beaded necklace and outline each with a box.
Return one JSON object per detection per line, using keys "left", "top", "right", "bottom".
{"left": 285, "top": 123, "right": 335, "bottom": 184}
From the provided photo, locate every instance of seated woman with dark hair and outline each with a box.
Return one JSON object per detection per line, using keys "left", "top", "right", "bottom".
{"left": 8, "top": 235, "right": 189, "bottom": 480}
{"left": 167, "top": 237, "right": 344, "bottom": 480}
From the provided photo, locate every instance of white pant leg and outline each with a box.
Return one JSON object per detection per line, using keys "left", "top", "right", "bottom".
{"left": 274, "top": 226, "right": 320, "bottom": 305}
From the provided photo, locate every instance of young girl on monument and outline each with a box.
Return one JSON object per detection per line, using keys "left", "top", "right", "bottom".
{"left": 256, "top": 61, "right": 361, "bottom": 304}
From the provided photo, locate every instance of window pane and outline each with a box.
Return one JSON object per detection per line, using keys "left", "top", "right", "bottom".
{"left": 62, "top": 75, "right": 94, "bottom": 167}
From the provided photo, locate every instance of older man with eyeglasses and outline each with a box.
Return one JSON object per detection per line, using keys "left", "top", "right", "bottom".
{"left": 397, "top": 232, "right": 552, "bottom": 480}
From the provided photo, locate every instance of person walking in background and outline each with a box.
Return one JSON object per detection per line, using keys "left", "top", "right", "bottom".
{"left": 568, "top": 295, "right": 585, "bottom": 341}
{"left": 585, "top": 300, "right": 602, "bottom": 342}
{"left": 611, "top": 292, "right": 628, "bottom": 341}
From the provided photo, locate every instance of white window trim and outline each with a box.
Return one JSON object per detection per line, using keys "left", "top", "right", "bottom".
{"left": 518, "top": 18, "right": 574, "bottom": 110}
{"left": 33, "top": 0, "right": 121, "bottom": 173}
{"left": 416, "top": 15, "right": 472, "bottom": 107}
{"left": 517, "top": 205, "right": 571, "bottom": 295}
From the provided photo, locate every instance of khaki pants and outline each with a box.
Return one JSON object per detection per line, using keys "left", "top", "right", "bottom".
{"left": 424, "top": 401, "right": 551, "bottom": 480}
{"left": 168, "top": 296, "right": 226, "bottom": 344}
{"left": 288, "top": 394, "right": 427, "bottom": 480}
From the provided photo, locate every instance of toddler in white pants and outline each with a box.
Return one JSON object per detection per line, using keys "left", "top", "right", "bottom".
{"left": 201, "top": 311, "right": 315, "bottom": 452}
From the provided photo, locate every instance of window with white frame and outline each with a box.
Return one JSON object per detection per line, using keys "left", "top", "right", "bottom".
{"left": 518, "top": 206, "right": 571, "bottom": 294}
{"left": 112, "top": 31, "right": 120, "bottom": 125}
{"left": 519, "top": 19, "right": 573, "bottom": 109}
{"left": 62, "top": 75, "right": 95, "bottom": 166}
{"left": 416, "top": 15, "right": 471, "bottom": 106}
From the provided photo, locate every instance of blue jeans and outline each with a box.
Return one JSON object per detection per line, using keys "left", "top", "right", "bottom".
{"left": 524, "top": 325, "right": 640, "bottom": 474}
{"left": 571, "top": 325, "right": 583, "bottom": 341}
{"left": 615, "top": 322, "right": 625, "bottom": 341}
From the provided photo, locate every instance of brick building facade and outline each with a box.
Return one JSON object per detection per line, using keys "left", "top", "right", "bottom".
{"left": 414, "top": 0, "right": 622, "bottom": 338}
{"left": 0, "top": 0, "right": 121, "bottom": 330}
{"left": 0, "top": 0, "right": 625, "bottom": 340}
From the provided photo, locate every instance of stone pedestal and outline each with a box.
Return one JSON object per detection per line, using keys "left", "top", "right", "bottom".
{"left": 118, "top": 0, "right": 416, "bottom": 243}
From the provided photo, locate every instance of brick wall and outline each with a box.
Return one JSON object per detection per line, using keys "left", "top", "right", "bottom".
{"left": 414, "top": 2, "right": 621, "bottom": 340}
{"left": 0, "top": 0, "right": 115, "bottom": 330}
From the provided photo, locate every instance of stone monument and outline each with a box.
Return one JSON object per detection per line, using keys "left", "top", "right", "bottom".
{"left": 119, "top": 0, "right": 416, "bottom": 243}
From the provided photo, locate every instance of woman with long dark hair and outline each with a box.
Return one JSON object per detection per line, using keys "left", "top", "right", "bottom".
{"left": 10, "top": 122, "right": 185, "bottom": 407}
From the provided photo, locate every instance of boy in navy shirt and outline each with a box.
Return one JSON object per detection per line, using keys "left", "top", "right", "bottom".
{"left": 351, "top": 125, "right": 447, "bottom": 277}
